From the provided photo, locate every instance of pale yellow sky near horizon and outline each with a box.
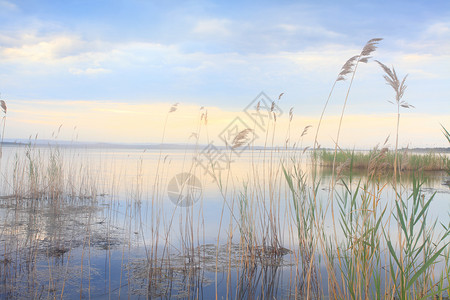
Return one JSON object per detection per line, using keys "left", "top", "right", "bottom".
{"left": 5, "top": 100, "right": 450, "bottom": 149}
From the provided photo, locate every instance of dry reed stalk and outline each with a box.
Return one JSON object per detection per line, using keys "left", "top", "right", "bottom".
{"left": 117, "top": 192, "right": 130, "bottom": 299}
{"left": 374, "top": 60, "right": 412, "bottom": 193}
{"left": 326, "top": 38, "right": 382, "bottom": 298}
{"left": 374, "top": 61, "right": 411, "bottom": 297}
{"left": 0, "top": 99, "right": 6, "bottom": 160}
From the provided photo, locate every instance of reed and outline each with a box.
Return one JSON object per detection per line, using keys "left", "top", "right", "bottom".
{"left": 0, "top": 98, "right": 6, "bottom": 160}
{"left": 0, "top": 140, "right": 102, "bottom": 298}
{"left": 384, "top": 176, "right": 449, "bottom": 299}
{"left": 441, "top": 125, "right": 450, "bottom": 177}
{"left": 375, "top": 61, "right": 413, "bottom": 183}
{"left": 317, "top": 148, "right": 448, "bottom": 172}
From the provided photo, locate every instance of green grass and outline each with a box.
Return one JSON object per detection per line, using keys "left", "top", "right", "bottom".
{"left": 316, "top": 148, "right": 448, "bottom": 172}
{"left": 283, "top": 157, "right": 450, "bottom": 300}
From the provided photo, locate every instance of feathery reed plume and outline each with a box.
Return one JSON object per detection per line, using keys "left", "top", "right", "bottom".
{"left": 320, "top": 38, "right": 382, "bottom": 296}
{"left": 232, "top": 129, "right": 253, "bottom": 149}
{"left": 295, "top": 125, "right": 312, "bottom": 147}
{"left": 284, "top": 107, "right": 294, "bottom": 148}
{"left": 330, "top": 38, "right": 384, "bottom": 176}
{"left": 301, "top": 125, "right": 312, "bottom": 137}
{"left": 314, "top": 38, "right": 383, "bottom": 149}
{"left": 375, "top": 61, "right": 411, "bottom": 108}
{"left": 360, "top": 38, "right": 383, "bottom": 57}
{"left": 169, "top": 102, "right": 179, "bottom": 113}
{"left": 375, "top": 60, "right": 411, "bottom": 186}
{"left": 0, "top": 100, "right": 6, "bottom": 114}
{"left": 189, "top": 132, "right": 198, "bottom": 140}
{"left": 333, "top": 38, "right": 383, "bottom": 151}
{"left": 337, "top": 55, "right": 359, "bottom": 82}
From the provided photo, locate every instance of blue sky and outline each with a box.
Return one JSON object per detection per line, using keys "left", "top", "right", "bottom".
{"left": 0, "top": 0, "right": 449, "bottom": 147}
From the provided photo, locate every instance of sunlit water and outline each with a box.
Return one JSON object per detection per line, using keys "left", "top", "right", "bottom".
{"left": 0, "top": 145, "right": 448, "bottom": 298}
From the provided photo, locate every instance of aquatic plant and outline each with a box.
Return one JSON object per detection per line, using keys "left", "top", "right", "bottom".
{"left": 317, "top": 149, "right": 448, "bottom": 172}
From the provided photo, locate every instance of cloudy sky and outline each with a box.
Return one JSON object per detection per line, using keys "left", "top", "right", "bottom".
{"left": 0, "top": 0, "right": 449, "bottom": 148}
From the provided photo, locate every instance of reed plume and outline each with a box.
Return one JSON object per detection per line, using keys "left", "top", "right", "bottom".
{"left": 314, "top": 38, "right": 383, "bottom": 150}
{"left": 375, "top": 60, "right": 412, "bottom": 186}
{"left": 232, "top": 128, "right": 253, "bottom": 149}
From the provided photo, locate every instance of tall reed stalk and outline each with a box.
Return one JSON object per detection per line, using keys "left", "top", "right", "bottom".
{"left": 374, "top": 61, "right": 412, "bottom": 189}
{"left": 0, "top": 98, "right": 6, "bottom": 160}
{"left": 327, "top": 38, "right": 382, "bottom": 296}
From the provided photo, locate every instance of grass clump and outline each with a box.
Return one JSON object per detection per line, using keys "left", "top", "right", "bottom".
{"left": 8, "top": 140, "right": 98, "bottom": 203}
{"left": 384, "top": 177, "right": 450, "bottom": 300}
{"left": 317, "top": 148, "right": 448, "bottom": 172}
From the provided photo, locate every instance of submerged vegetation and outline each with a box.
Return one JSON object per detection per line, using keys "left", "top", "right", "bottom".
{"left": 0, "top": 38, "right": 449, "bottom": 299}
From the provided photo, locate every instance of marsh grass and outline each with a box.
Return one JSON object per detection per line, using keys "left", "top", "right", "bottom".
{"left": 9, "top": 142, "right": 97, "bottom": 202}
{"left": 385, "top": 177, "right": 450, "bottom": 300}
{"left": 0, "top": 138, "right": 110, "bottom": 299}
{"left": 317, "top": 149, "right": 449, "bottom": 172}
{"left": 285, "top": 38, "right": 450, "bottom": 300}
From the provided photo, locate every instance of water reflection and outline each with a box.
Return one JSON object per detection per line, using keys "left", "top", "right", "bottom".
{"left": 0, "top": 145, "right": 448, "bottom": 298}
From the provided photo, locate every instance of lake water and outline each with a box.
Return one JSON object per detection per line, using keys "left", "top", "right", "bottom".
{"left": 0, "top": 144, "right": 448, "bottom": 299}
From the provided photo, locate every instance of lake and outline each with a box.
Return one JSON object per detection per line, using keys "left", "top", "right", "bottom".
{"left": 0, "top": 144, "right": 449, "bottom": 299}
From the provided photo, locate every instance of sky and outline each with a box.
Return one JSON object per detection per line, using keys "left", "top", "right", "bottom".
{"left": 0, "top": 0, "right": 449, "bottom": 148}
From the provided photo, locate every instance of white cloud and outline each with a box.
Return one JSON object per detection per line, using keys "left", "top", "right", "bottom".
{"left": 395, "top": 53, "right": 449, "bottom": 78}
{"left": 1, "top": 34, "right": 94, "bottom": 62}
{"left": 0, "top": 32, "right": 445, "bottom": 88}
{"left": 277, "top": 24, "right": 297, "bottom": 32}
{"left": 0, "top": 33, "right": 179, "bottom": 76}
{"left": 373, "top": 22, "right": 450, "bottom": 80}
{"left": 0, "top": 26, "right": 448, "bottom": 109}
{"left": 192, "top": 19, "right": 231, "bottom": 37}
{"left": 277, "top": 23, "right": 342, "bottom": 38}
{"left": 424, "top": 22, "right": 450, "bottom": 37}
{"left": 0, "top": 33, "right": 176, "bottom": 63}
{"left": 396, "top": 21, "right": 450, "bottom": 55}
{"left": 0, "top": 0, "right": 17, "bottom": 11}
{"left": 69, "top": 67, "right": 111, "bottom": 75}
{"left": 372, "top": 50, "right": 450, "bottom": 80}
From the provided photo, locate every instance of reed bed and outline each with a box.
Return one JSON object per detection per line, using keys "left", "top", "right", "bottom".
{"left": 316, "top": 148, "right": 449, "bottom": 172}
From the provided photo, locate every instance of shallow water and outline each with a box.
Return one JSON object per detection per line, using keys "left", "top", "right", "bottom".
{"left": 0, "top": 145, "right": 448, "bottom": 299}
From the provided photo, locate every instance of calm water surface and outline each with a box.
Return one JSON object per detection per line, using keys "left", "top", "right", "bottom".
{"left": 0, "top": 145, "right": 448, "bottom": 298}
